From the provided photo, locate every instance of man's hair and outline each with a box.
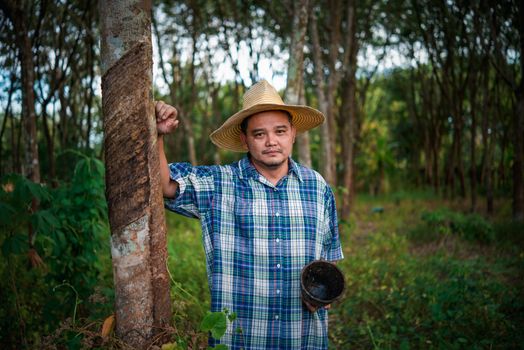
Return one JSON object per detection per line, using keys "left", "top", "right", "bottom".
{"left": 240, "top": 110, "right": 293, "bottom": 134}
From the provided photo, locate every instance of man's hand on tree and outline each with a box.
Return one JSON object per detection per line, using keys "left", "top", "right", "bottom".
{"left": 155, "top": 100, "right": 179, "bottom": 135}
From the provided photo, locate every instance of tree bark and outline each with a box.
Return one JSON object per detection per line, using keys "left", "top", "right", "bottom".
{"left": 513, "top": 0, "right": 524, "bottom": 220}
{"left": 469, "top": 77, "right": 478, "bottom": 213}
{"left": 309, "top": 9, "right": 334, "bottom": 184}
{"left": 99, "top": 0, "right": 171, "bottom": 347}
{"left": 484, "top": 101, "right": 495, "bottom": 215}
{"left": 325, "top": 0, "right": 343, "bottom": 187}
{"left": 84, "top": 28, "right": 96, "bottom": 150}
{"left": 0, "top": 77, "right": 15, "bottom": 177}
{"left": 185, "top": 30, "right": 198, "bottom": 165}
{"left": 339, "top": 0, "right": 357, "bottom": 221}
{"left": 514, "top": 90, "right": 524, "bottom": 220}
{"left": 285, "top": 0, "right": 311, "bottom": 167}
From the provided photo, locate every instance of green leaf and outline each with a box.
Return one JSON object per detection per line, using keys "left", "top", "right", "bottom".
{"left": 400, "top": 339, "right": 410, "bottom": 350}
{"left": 1, "top": 233, "right": 28, "bottom": 255}
{"left": 0, "top": 202, "right": 16, "bottom": 225}
{"left": 200, "top": 312, "right": 227, "bottom": 340}
{"left": 26, "top": 181, "right": 51, "bottom": 202}
{"left": 92, "top": 158, "right": 105, "bottom": 177}
{"left": 214, "top": 345, "right": 228, "bottom": 350}
{"left": 31, "top": 210, "right": 58, "bottom": 236}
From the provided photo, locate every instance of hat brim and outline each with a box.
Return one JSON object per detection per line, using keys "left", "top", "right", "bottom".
{"left": 210, "top": 103, "right": 325, "bottom": 152}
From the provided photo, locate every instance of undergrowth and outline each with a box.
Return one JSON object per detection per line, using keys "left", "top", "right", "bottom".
{"left": 329, "top": 193, "right": 524, "bottom": 349}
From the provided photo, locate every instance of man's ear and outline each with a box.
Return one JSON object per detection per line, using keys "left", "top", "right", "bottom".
{"left": 239, "top": 132, "right": 249, "bottom": 150}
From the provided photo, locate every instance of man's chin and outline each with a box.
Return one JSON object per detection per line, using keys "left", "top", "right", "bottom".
{"left": 260, "top": 158, "right": 287, "bottom": 168}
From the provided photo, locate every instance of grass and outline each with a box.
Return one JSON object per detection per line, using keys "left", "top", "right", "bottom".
{"left": 329, "top": 192, "right": 524, "bottom": 349}
{"left": 165, "top": 212, "right": 210, "bottom": 348}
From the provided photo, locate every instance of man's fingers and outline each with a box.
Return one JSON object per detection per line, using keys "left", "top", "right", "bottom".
{"left": 303, "top": 300, "right": 318, "bottom": 313}
{"left": 155, "top": 100, "right": 164, "bottom": 114}
{"left": 161, "top": 105, "right": 177, "bottom": 120}
{"left": 155, "top": 101, "right": 168, "bottom": 119}
{"left": 167, "top": 106, "right": 178, "bottom": 118}
{"left": 155, "top": 101, "right": 178, "bottom": 124}
{"left": 303, "top": 299, "right": 331, "bottom": 313}
{"left": 159, "top": 104, "right": 168, "bottom": 119}
{"left": 157, "top": 118, "right": 180, "bottom": 135}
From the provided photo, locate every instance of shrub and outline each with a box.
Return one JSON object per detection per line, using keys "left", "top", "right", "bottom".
{"left": 0, "top": 156, "right": 111, "bottom": 348}
{"left": 492, "top": 220, "right": 524, "bottom": 248}
{"left": 418, "top": 208, "right": 495, "bottom": 244}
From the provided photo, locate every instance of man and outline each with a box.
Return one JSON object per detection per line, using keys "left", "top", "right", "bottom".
{"left": 156, "top": 80, "right": 343, "bottom": 349}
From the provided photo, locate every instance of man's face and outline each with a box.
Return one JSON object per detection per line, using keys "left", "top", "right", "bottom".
{"left": 240, "top": 110, "right": 296, "bottom": 170}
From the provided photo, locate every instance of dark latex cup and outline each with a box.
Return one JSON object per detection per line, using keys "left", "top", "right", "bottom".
{"left": 300, "top": 260, "right": 345, "bottom": 309}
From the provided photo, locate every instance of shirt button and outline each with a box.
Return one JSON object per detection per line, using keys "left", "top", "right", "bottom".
{"left": 276, "top": 289, "right": 280, "bottom": 294}
{"left": 277, "top": 264, "right": 281, "bottom": 268}
{"left": 275, "top": 238, "right": 280, "bottom": 243}
{"left": 275, "top": 212, "right": 280, "bottom": 217}
{"left": 275, "top": 315, "right": 280, "bottom": 320}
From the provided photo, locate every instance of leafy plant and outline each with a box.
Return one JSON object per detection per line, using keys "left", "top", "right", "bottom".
{"left": 0, "top": 156, "right": 112, "bottom": 348}
{"left": 200, "top": 309, "right": 237, "bottom": 349}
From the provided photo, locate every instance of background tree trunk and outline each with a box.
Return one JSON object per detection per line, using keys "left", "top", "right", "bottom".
{"left": 469, "top": 77, "right": 478, "bottom": 213}
{"left": 99, "top": 0, "right": 171, "bottom": 347}
{"left": 310, "top": 8, "right": 335, "bottom": 185}
{"left": 285, "top": 0, "right": 311, "bottom": 167}
{"left": 513, "top": 0, "right": 524, "bottom": 220}
{"left": 0, "top": 77, "right": 15, "bottom": 177}
{"left": 339, "top": 0, "right": 357, "bottom": 221}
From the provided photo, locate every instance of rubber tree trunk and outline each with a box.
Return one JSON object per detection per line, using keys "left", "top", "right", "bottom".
{"left": 99, "top": 1, "right": 171, "bottom": 347}
{"left": 513, "top": 0, "right": 524, "bottom": 220}
{"left": 310, "top": 10, "right": 335, "bottom": 185}
{"left": 339, "top": 0, "right": 357, "bottom": 222}
{"left": 285, "top": 0, "right": 311, "bottom": 167}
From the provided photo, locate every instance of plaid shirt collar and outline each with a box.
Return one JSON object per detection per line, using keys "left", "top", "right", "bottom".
{"left": 237, "top": 154, "right": 304, "bottom": 183}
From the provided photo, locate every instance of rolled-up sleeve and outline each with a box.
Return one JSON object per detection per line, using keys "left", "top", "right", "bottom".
{"left": 164, "top": 162, "right": 215, "bottom": 219}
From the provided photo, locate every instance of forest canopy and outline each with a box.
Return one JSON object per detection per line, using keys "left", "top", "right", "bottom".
{"left": 1, "top": 0, "right": 522, "bottom": 219}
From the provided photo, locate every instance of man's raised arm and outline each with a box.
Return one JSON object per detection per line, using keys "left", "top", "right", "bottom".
{"left": 156, "top": 101, "right": 179, "bottom": 198}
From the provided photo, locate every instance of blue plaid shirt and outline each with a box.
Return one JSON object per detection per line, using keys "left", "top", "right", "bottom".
{"left": 165, "top": 156, "right": 343, "bottom": 349}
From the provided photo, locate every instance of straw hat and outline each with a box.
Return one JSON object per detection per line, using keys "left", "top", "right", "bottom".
{"left": 209, "top": 80, "right": 325, "bottom": 152}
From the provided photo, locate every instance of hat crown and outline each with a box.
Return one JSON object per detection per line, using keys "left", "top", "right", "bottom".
{"left": 242, "top": 80, "right": 284, "bottom": 109}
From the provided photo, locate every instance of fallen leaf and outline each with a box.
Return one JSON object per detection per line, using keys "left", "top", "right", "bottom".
{"left": 101, "top": 314, "right": 115, "bottom": 339}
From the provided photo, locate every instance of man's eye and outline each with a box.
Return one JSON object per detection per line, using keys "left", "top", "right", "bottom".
{"left": 254, "top": 133, "right": 263, "bottom": 137}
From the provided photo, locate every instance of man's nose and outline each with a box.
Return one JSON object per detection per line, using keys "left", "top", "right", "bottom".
{"left": 265, "top": 133, "right": 277, "bottom": 146}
